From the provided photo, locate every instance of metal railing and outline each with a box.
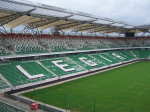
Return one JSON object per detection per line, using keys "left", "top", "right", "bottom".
{"left": 0, "top": 97, "right": 26, "bottom": 112}
{"left": 5, "top": 93, "right": 68, "bottom": 112}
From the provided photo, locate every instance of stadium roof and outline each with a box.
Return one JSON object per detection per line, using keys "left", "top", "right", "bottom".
{"left": 0, "top": 0, "right": 149, "bottom": 34}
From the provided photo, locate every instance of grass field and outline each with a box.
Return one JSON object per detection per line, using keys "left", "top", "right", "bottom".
{"left": 22, "top": 61, "right": 150, "bottom": 112}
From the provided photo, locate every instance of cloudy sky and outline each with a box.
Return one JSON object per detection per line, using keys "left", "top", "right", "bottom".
{"left": 26, "top": 0, "right": 150, "bottom": 26}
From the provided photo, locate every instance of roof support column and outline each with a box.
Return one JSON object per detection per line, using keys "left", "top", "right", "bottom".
{"left": 0, "top": 26, "right": 7, "bottom": 33}
{"left": 10, "top": 28, "right": 13, "bottom": 33}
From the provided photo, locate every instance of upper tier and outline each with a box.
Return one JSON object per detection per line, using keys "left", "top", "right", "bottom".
{"left": 0, "top": 33, "right": 150, "bottom": 56}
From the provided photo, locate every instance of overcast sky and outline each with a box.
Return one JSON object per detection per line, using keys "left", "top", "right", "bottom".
{"left": 26, "top": 0, "right": 150, "bottom": 26}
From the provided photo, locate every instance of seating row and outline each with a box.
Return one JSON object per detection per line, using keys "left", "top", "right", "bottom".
{"left": 0, "top": 33, "right": 150, "bottom": 55}
{"left": 0, "top": 50, "right": 139, "bottom": 90}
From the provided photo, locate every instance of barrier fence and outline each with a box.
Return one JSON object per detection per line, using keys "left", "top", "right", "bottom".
{"left": 3, "top": 88, "right": 140, "bottom": 112}
{"left": 4, "top": 92, "right": 68, "bottom": 112}
{"left": 0, "top": 97, "right": 25, "bottom": 112}
{"left": 29, "top": 87, "right": 138, "bottom": 112}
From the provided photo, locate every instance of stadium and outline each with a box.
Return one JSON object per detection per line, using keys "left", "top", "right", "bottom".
{"left": 0, "top": 0, "right": 150, "bottom": 112}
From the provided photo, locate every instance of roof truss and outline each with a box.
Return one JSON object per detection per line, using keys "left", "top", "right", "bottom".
{"left": 2, "top": 0, "right": 148, "bottom": 34}
{"left": 0, "top": 8, "right": 35, "bottom": 26}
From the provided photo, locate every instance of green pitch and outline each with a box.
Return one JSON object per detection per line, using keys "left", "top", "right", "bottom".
{"left": 22, "top": 61, "right": 150, "bottom": 112}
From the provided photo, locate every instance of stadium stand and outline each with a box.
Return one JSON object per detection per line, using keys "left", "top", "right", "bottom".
{"left": 40, "top": 57, "right": 86, "bottom": 77}
{"left": 37, "top": 35, "right": 75, "bottom": 52}
{"left": 117, "top": 50, "right": 135, "bottom": 59}
{"left": 138, "top": 49, "right": 150, "bottom": 59}
{"left": 131, "top": 50, "right": 140, "bottom": 58}
{"left": 0, "top": 61, "right": 56, "bottom": 87}
{"left": 91, "top": 53, "right": 117, "bottom": 65}
{"left": 0, "top": 45, "right": 8, "bottom": 56}
{"left": 0, "top": 33, "right": 150, "bottom": 56}
{"left": 90, "top": 38, "right": 106, "bottom": 49}
{"left": 1, "top": 33, "right": 49, "bottom": 55}
{"left": 143, "top": 37, "right": 150, "bottom": 47}
{"left": 120, "top": 49, "right": 150, "bottom": 59}
{"left": 67, "top": 36, "right": 93, "bottom": 50}
{"left": 0, "top": 49, "right": 140, "bottom": 91}
{"left": 69, "top": 54, "right": 105, "bottom": 70}
{"left": 0, "top": 38, "right": 11, "bottom": 56}
{"left": 108, "top": 51, "right": 132, "bottom": 61}
{"left": 0, "top": 31, "right": 150, "bottom": 92}
{"left": 0, "top": 1, "right": 150, "bottom": 112}
{"left": 0, "top": 77, "right": 9, "bottom": 90}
